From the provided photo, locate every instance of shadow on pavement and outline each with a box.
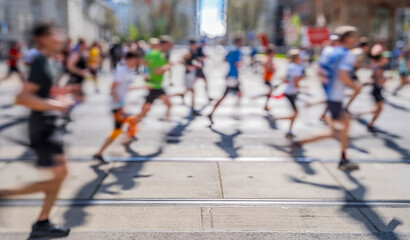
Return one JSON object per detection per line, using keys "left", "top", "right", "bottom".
{"left": 0, "top": 103, "right": 14, "bottom": 109}
{"left": 354, "top": 118, "right": 410, "bottom": 159}
{"left": 210, "top": 127, "right": 241, "bottom": 159}
{"left": 385, "top": 100, "right": 410, "bottom": 112}
{"left": 0, "top": 117, "right": 27, "bottom": 133}
{"left": 62, "top": 163, "right": 109, "bottom": 228}
{"left": 166, "top": 115, "right": 195, "bottom": 144}
{"left": 264, "top": 113, "right": 278, "bottom": 130}
{"left": 62, "top": 147, "right": 162, "bottom": 229}
{"left": 266, "top": 142, "right": 316, "bottom": 175}
{"left": 289, "top": 171, "right": 402, "bottom": 239}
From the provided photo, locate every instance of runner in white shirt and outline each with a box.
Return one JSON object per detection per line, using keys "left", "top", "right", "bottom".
{"left": 93, "top": 52, "right": 140, "bottom": 163}
{"left": 271, "top": 49, "right": 304, "bottom": 139}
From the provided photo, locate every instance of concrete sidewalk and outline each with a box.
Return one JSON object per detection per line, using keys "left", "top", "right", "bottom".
{"left": 0, "top": 160, "right": 409, "bottom": 239}
{"left": 0, "top": 161, "right": 409, "bottom": 200}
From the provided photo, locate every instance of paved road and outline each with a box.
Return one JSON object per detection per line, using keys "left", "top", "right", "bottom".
{"left": 0, "top": 48, "right": 409, "bottom": 239}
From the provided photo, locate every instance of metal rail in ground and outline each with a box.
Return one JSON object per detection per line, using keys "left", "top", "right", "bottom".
{"left": 1, "top": 199, "right": 410, "bottom": 208}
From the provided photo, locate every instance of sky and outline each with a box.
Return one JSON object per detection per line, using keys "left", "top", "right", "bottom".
{"left": 200, "top": 0, "right": 226, "bottom": 37}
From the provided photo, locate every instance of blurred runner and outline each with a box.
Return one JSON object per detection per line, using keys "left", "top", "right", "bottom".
{"left": 93, "top": 52, "right": 140, "bottom": 163}
{"left": 127, "top": 36, "right": 173, "bottom": 141}
{"left": 0, "top": 41, "right": 24, "bottom": 83}
{"left": 361, "top": 51, "right": 389, "bottom": 134}
{"left": 196, "top": 39, "right": 211, "bottom": 101}
{"left": 89, "top": 41, "right": 101, "bottom": 93}
{"left": 0, "top": 23, "right": 71, "bottom": 238}
{"left": 172, "top": 39, "right": 200, "bottom": 116}
{"left": 293, "top": 26, "right": 361, "bottom": 171}
{"left": 271, "top": 49, "right": 304, "bottom": 139}
{"left": 109, "top": 36, "right": 123, "bottom": 70}
{"left": 344, "top": 37, "right": 370, "bottom": 113}
{"left": 208, "top": 37, "right": 243, "bottom": 126}
{"left": 393, "top": 51, "right": 409, "bottom": 95}
{"left": 263, "top": 45, "right": 276, "bottom": 111}
{"left": 67, "top": 39, "right": 89, "bottom": 102}
{"left": 136, "top": 40, "right": 146, "bottom": 74}
{"left": 314, "top": 35, "right": 340, "bottom": 123}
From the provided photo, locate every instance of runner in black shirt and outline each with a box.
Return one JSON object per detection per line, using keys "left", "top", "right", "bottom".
{"left": 196, "top": 39, "right": 211, "bottom": 100}
{"left": 0, "top": 23, "right": 71, "bottom": 238}
{"left": 67, "top": 39, "right": 89, "bottom": 102}
{"left": 172, "top": 39, "right": 200, "bottom": 116}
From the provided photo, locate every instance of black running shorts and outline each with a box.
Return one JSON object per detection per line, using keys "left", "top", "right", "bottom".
{"left": 286, "top": 94, "right": 297, "bottom": 111}
{"left": 29, "top": 114, "right": 64, "bottom": 167}
{"left": 327, "top": 101, "right": 343, "bottom": 120}
{"left": 145, "top": 89, "right": 166, "bottom": 104}
{"left": 372, "top": 86, "right": 384, "bottom": 103}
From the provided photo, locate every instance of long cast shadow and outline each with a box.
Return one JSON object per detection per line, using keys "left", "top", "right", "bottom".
{"left": 385, "top": 100, "right": 410, "bottom": 112}
{"left": 289, "top": 172, "right": 402, "bottom": 239}
{"left": 0, "top": 117, "right": 27, "bottom": 133}
{"left": 210, "top": 127, "right": 241, "bottom": 159}
{"left": 166, "top": 115, "right": 195, "bottom": 144}
{"left": 266, "top": 141, "right": 316, "bottom": 175}
{"left": 63, "top": 147, "right": 162, "bottom": 229}
{"left": 355, "top": 117, "right": 410, "bottom": 159}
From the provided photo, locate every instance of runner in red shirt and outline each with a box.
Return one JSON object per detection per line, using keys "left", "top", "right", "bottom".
{"left": 0, "top": 41, "right": 25, "bottom": 82}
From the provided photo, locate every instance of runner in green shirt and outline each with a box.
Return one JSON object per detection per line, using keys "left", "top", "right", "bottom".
{"left": 124, "top": 36, "right": 174, "bottom": 144}
{"left": 144, "top": 48, "right": 167, "bottom": 90}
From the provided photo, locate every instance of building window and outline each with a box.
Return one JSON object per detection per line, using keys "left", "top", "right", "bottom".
{"left": 32, "top": 0, "right": 42, "bottom": 23}
{"left": 372, "top": 7, "right": 391, "bottom": 40}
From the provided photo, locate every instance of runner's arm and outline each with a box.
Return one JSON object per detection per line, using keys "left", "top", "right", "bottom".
{"left": 339, "top": 70, "right": 360, "bottom": 92}
{"left": 15, "top": 82, "right": 69, "bottom": 112}
{"left": 154, "top": 64, "right": 172, "bottom": 75}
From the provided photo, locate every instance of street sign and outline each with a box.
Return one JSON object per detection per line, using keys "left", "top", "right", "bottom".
{"left": 307, "top": 27, "right": 329, "bottom": 46}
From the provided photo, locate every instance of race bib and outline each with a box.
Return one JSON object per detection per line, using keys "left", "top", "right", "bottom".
{"left": 227, "top": 77, "right": 239, "bottom": 87}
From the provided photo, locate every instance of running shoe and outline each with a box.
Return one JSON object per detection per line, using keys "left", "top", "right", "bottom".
{"left": 93, "top": 154, "right": 108, "bottom": 164}
{"left": 207, "top": 114, "right": 214, "bottom": 126}
{"left": 338, "top": 161, "right": 359, "bottom": 171}
{"left": 192, "top": 110, "right": 201, "bottom": 117}
{"left": 30, "top": 221, "right": 70, "bottom": 239}
{"left": 367, "top": 126, "right": 377, "bottom": 134}
{"left": 285, "top": 132, "right": 296, "bottom": 139}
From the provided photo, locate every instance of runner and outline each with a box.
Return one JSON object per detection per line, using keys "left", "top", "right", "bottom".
{"left": 0, "top": 41, "right": 25, "bottom": 83}
{"left": 196, "top": 39, "right": 211, "bottom": 101}
{"left": 344, "top": 37, "right": 370, "bottom": 112}
{"left": 315, "top": 35, "right": 340, "bottom": 123}
{"left": 263, "top": 45, "right": 276, "bottom": 111}
{"left": 172, "top": 39, "right": 200, "bottom": 116}
{"left": 208, "top": 37, "right": 243, "bottom": 126}
{"left": 88, "top": 41, "right": 101, "bottom": 93}
{"left": 66, "top": 39, "right": 89, "bottom": 102}
{"left": 129, "top": 36, "right": 173, "bottom": 131}
{"left": 293, "top": 26, "right": 361, "bottom": 171}
{"left": 365, "top": 51, "right": 389, "bottom": 134}
{"left": 271, "top": 49, "right": 304, "bottom": 139}
{"left": 109, "top": 36, "right": 123, "bottom": 70}
{"left": 93, "top": 52, "right": 140, "bottom": 163}
{"left": 393, "top": 51, "right": 409, "bottom": 95}
{"left": 0, "top": 23, "right": 71, "bottom": 238}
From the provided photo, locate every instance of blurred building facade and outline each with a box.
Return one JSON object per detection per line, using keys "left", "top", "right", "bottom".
{"left": 104, "top": 0, "right": 133, "bottom": 36}
{"left": 106, "top": 0, "right": 199, "bottom": 44}
{"left": 277, "top": 0, "right": 410, "bottom": 47}
{"left": 227, "top": 0, "right": 278, "bottom": 44}
{"left": 0, "top": 0, "right": 116, "bottom": 44}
